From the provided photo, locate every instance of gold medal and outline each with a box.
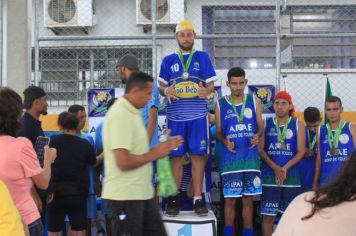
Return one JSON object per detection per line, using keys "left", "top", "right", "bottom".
{"left": 326, "top": 121, "right": 344, "bottom": 157}
{"left": 274, "top": 117, "right": 291, "bottom": 152}
{"left": 330, "top": 148, "right": 339, "bottom": 155}
{"left": 306, "top": 150, "right": 314, "bottom": 157}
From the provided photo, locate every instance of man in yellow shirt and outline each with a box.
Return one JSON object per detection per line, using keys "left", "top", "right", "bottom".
{"left": 0, "top": 181, "right": 26, "bottom": 236}
{"left": 102, "top": 71, "right": 182, "bottom": 236}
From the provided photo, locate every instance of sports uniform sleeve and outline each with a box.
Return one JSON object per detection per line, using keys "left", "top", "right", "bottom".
{"left": 151, "top": 82, "right": 160, "bottom": 108}
{"left": 17, "top": 138, "right": 42, "bottom": 178}
{"left": 201, "top": 51, "right": 217, "bottom": 84}
{"left": 158, "top": 57, "right": 169, "bottom": 85}
{"left": 95, "top": 123, "right": 103, "bottom": 151}
{"left": 83, "top": 132, "right": 95, "bottom": 149}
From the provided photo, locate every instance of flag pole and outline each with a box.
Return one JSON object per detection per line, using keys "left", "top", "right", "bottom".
{"left": 323, "top": 73, "right": 333, "bottom": 124}
{"left": 322, "top": 73, "right": 327, "bottom": 124}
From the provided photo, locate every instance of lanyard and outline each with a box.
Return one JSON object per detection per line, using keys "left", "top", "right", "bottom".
{"left": 308, "top": 130, "right": 317, "bottom": 150}
{"left": 177, "top": 49, "right": 194, "bottom": 72}
{"left": 229, "top": 94, "right": 246, "bottom": 124}
{"left": 326, "top": 121, "right": 343, "bottom": 149}
{"left": 274, "top": 117, "right": 291, "bottom": 144}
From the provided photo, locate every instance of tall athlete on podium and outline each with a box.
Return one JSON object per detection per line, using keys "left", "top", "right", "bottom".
{"left": 158, "top": 20, "right": 216, "bottom": 216}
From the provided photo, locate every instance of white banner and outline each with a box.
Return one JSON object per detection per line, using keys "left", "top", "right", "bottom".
{"left": 162, "top": 211, "right": 217, "bottom": 236}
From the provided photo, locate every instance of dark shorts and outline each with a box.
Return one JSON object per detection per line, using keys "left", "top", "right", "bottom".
{"left": 28, "top": 218, "right": 43, "bottom": 236}
{"left": 47, "top": 195, "right": 87, "bottom": 232}
{"left": 105, "top": 198, "right": 167, "bottom": 236}
{"left": 260, "top": 185, "right": 301, "bottom": 216}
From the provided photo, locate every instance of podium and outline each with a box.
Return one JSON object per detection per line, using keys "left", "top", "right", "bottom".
{"left": 161, "top": 210, "right": 217, "bottom": 236}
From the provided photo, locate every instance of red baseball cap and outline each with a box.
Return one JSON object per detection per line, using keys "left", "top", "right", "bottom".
{"left": 274, "top": 91, "right": 295, "bottom": 117}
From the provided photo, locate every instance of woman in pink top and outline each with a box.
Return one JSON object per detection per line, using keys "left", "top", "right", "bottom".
{"left": 274, "top": 151, "right": 356, "bottom": 236}
{"left": 0, "top": 87, "right": 56, "bottom": 236}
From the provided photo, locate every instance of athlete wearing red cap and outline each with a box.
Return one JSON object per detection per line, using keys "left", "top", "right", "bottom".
{"left": 258, "top": 91, "right": 305, "bottom": 236}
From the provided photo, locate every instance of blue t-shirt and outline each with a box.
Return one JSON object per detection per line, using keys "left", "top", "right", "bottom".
{"left": 217, "top": 95, "right": 260, "bottom": 174}
{"left": 158, "top": 50, "right": 216, "bottom": 121}
{"left": 79, "top": 132, "right": 95, "bottom": 195}
{"left": 262, "top": 117, "right": 300, "bottom": 186}
{"left": 80, "top": 131, "right": 95, "bottom": 148}
{"left": 139, "top": 81, "right": 159, "bottom": 147}
{"left": 319, "top": 121, "right": 355, "bottom": 185}
{"left": 299, "top": 127, "right": 317, "bottom": 191}
{"left": 95, "top": 122, "right": 103, "bottom": 152}
{"left": 94, "top": 83, "right": 159, "bottom": 148}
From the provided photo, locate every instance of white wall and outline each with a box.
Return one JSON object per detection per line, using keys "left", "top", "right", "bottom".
{"left": 1, "top": 0, "right": 31, "bottom": 93}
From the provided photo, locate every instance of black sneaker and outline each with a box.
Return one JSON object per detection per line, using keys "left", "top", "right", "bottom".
{"left": 166, "top": 194, "right": 180, "bottom": 216}
{"left": 194, "top": 199, "right": 208, "bottom": 216}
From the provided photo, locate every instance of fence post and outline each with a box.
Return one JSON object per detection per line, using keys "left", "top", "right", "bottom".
{"left": 34, "top": 0, "right": 39, "bottom": 86}
{"left": 275, "top": 0, "right": 281, "bottom": 92}
{"left": 151, "top": 0, "right": 157, "bottom": 80}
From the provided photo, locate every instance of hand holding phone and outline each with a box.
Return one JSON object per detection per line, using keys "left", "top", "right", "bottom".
{"left": 34, "top": 136, "right": 50, "bottom": 166}
{"left": 44, "top": 146, "right": 57, "bottom": 164}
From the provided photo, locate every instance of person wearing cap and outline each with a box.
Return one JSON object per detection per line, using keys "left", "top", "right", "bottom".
{"left": 312, "top": 96, "right": 356, "bottom": 188}
{"left": 158, "top": 20, "right": 216, "bottom": 216}
{"left": 116, "top": 54, "right": 159, "bottom": 148}
{"left": 18, "top": 86, "right": 49, "bottom": 228}
{"left": 19, "top": 86, "right": 48, "bottom": 146}
{"left": 258, "top": 91, "right": 305, "bottom": 236}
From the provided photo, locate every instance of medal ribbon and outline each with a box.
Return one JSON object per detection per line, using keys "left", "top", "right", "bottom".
{"left": 274, "top": 117, "right": 291, "bottom": 144}
{"left": 229, "top": 94, "right": 247, "bottom": 124}
{"left": 326, "top": 121, "right": 343, "bottom": 150}
{"left": 178, "top": 49, "right": 194, "bottom": 73}
{"left": 308, "top": 130, "right": 317, "bottom": 150}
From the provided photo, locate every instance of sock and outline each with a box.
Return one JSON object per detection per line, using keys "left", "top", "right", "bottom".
{"left": 193, "top": 195, "right": 202, "bottom": 204}
{"left": 243, "top": 227, "right": 253, "bottom": 236}
{"left": 223, "top": 226, "right": 233, "bottom": 236}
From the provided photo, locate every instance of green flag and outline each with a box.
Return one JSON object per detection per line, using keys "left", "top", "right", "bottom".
{"left": 324, "top": 77, "right": 333, "bottom": 124}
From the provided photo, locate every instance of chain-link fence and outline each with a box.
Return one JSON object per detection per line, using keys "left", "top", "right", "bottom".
{"left": 33, "top": 0, "right": 356, "bottom": 113}
{"left": 28, "top": 1, "right": 356, "bottom": 232}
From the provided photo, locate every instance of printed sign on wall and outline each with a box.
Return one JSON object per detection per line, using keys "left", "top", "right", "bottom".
{"left": 88, "top": 89, "right": 115, "bottom": 117}
{"left": 248, "top": 85, "right": 275, "bottom": 114}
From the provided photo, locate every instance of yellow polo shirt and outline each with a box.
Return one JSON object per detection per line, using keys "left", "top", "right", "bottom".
{"left": 0, "top": 181, "right": 25, "bottom": 236}
{"left": 102, "top": 97, "right": 153, "bottom": 200}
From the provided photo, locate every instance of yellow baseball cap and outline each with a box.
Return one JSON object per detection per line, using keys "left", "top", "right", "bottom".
{"left": 175, "top": 20, "right": 195, "bottom": 33}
